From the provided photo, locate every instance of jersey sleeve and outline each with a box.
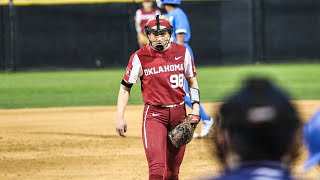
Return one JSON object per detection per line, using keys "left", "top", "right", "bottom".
{"left": 155, "top": 9, "right": 161, "bottom": 15}
{"left": 184, "top": 48, "right": 197, "bottom": 78}
{"left": 123, "top": 53, "right": 143, "bottom": 84}
{"left": 174, "top": 12, "right": 189, "bottom": 34}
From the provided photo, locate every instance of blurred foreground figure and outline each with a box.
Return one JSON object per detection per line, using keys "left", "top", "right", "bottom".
{"left": 303, "top": 110, "right": 320, "bottom": 171}
{"left": 211, "top": 77, "right": 302, "bottom": 180}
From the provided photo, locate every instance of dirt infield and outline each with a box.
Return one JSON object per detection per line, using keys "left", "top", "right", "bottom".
{"left": 0, "top": 101, "right": 319, "bottom": 180}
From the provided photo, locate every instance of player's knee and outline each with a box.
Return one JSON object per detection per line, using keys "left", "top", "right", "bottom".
{"left": 149, "top": 163, "right": 165, "bottom": 178}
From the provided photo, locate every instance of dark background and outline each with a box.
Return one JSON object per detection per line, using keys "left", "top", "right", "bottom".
{"left": 0, "top": 0, "right": 319, "bottom": 70}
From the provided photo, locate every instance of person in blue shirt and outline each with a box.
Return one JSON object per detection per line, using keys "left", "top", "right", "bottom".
{"left": 211, "top": 77, "right": 301, "bottom": 180}
{"left": 303, "top": 110, "right": 320, "bottom": 171}
{"left": 157, "top": 0, "right": 213, "bottom": 138}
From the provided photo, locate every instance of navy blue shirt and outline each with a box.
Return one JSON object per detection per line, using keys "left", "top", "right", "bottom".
{"left": 211, "top": 161, "right": 294, "bottom": 180}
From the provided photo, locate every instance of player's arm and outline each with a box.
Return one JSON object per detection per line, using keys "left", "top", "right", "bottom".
{"left": 176, "top": 33, "right": 186, "bottom": 45}
{"left": 115, "top": 53, "right": 142, "bottom": 137}
{"left": 184, "top": 47, "right": 199, "bottom": 115}
{"left": 186, "top": 77, "right": 200, "bottom": 116}
{"left": 115, "top": 80, "right": 133, "bottom": 137}
{"left": 134, "top": 10, "right": 145, "bottom": 47}
{"left": 134, "top": 9, "right": 142, "bottom": 34}
{"left": 174, "top": 13, "right": 189, "bottom": 45}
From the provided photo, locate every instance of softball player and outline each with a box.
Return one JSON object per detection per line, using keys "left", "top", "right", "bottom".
{"left": 135, "top": 0, "right": 160, "bottom": 48}
{"left": 116, "top": 15, "right": 201, "bottom": 179}
{"left": 157, "top": 0, "right": 213, "bottom": 138}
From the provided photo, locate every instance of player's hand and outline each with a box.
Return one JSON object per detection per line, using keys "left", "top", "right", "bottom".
{"left": 115, "top": 117, "right": 127, "bottom": 137}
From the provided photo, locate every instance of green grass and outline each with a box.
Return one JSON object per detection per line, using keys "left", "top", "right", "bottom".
{"left": 0, "top": 63, "right": 320, "bottom": 109}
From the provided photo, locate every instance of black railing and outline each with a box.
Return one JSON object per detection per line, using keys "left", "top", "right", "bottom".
{"left": 0, "top": 0, "right": 319, "bottom": 71}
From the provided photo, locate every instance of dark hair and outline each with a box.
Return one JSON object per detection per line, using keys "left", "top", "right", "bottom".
{"left": 164, "top": 4, "right": 179, "bottom": 8}
{"left": 218, "top": 77, "right": 301, "bottom": 162}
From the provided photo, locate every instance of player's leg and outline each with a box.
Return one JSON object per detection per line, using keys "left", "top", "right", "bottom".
{"left": 142, "top": 105, "right": 169, "bottom": 179}
{"left": 166, "top": 142, "right": 186, "bottom": 179}
{"left": 165, "top": 104, "right": 187, "bottom": 179}
{"left": 183, "top": 78, "right": 192, "bottom": 108}
{"left": 198, "top": 112, "right": 214, "bottom": 137}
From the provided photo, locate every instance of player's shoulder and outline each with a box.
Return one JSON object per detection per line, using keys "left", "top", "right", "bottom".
{"left": 169, "top": 8, "right": 188, "bottom": 24}
{"left": 134, "top": 45, "right": 155, "bottom": 58}
{"left": 132, "top": 48, "right": 143, "bottom": 58}
{"left": 151, "top": 8, "right": 159, "bottom": 13}
{"left": 168, "top": 43, "right": 188, "bottom": 57}
{"left": 136, "top": 8, "right": 142, "bottom": 14}
{"left": 171, "top": 43, "right": 188, "bottom": 54}
{"left": 138, "top": 45, "right": 151, "bottom": 52}
{"left": 129, "top": 47, "right": 143, "bottom": 58}
{"left": 212, "top": 162, "right": 294, "bottom": 180}
{"left": 173, "top": 7, "right": 187, "bottom": 16}
{"left": 174, "top": 7, "right": 184, "bottom": 12}
{"left": 171, "top": 42, "right": 186, "bottom": 50}
{"left": 155, "top": 8, "right": 161, "bottom": 14}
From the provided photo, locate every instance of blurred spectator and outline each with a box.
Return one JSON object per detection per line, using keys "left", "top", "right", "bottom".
{"left": 303, "top": 110, "right": 320, "bottom": 171}
{"left": 211, "top": 77, "right": 302, "bottom": 180}
{"left": 134, "top": 0, "right": 160, "bottom": 48}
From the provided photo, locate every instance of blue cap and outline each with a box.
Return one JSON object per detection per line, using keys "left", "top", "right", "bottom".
{"left": 304, "top": 110, "right": 320, "bottom": 170}
{"left": 161, "top": 0, "right": 181, "bottom": 5}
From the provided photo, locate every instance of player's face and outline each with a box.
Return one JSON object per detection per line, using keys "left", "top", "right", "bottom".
{"left": 143, "top": 1, "right": 152, "bottom": 9}
{"left": 147, "top": 27, "right": 171, "bottom": 50}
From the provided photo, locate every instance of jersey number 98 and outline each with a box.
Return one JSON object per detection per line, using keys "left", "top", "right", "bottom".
{"left": 170, "top": 74, "right": 184, "bottom": 88}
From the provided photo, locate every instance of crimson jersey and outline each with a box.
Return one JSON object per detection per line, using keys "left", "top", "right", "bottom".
{"left": 135, "top": 8, "right": 160, "bottom": 34}
{"left": 123, "top": 43, "right": 197, "bottom": 105}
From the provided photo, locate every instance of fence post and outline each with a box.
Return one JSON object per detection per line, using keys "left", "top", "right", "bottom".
{"left": 251, "top": 0, "right": 267, "bottom": 63}
{"left": 7, "top": 0, "right": 16, "bottom": 71}
{"left": 0, "top": 5, "right": 4, "bottom": 70}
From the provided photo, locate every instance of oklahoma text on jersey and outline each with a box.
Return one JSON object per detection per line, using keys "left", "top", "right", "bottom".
{"left": 144, "top": 64, "right": 183, "bottom": 76}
